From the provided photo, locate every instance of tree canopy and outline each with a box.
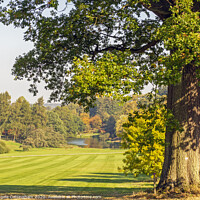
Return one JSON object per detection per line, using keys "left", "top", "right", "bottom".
{"left": 1, "top": 0, "right": 198, "bottom": 106}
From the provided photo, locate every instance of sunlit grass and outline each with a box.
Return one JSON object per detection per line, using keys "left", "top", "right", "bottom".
{"left": 0, "top": 140, "right": 153, "bottom": 197}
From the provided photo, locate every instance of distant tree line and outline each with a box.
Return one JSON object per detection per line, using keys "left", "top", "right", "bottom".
{"left": 0, "top": 90, "right": 167, "bottom": 149}
{"left": 0, "top": 92, "right": 86, "bottom": 148}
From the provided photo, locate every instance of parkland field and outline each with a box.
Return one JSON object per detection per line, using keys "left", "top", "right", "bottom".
{"left": 0, "top": 141, "right": 153, "bottom": 198}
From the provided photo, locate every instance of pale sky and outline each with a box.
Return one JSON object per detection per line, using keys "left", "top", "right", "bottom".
{"left": 0, "top": 2, "right": 73, "bottom": 104}
{"left": 0, "top": 24, "right": 51, "bottom": 103}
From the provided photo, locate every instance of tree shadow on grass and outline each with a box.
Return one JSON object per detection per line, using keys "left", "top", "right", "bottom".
{"left": 58, "top": 178, "right": 134, "bottom": 184}
{"left": 77, "top": 173, "right": 152, "bottom": 182}
{"left": 0, "top": 185, "right": 150, "bottom": 197}
{"left": 58, "top": 173, "right": 152, "bottom": 184}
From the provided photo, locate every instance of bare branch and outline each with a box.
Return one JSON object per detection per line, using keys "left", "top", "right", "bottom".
{"left": 92, "top": 40, "right": 159, "bottom": 56}
{"left": 100, "top": 32, "right": 124, "bottom": 40}
{"left": 141, "top": 0, "right": 174, "bottom": 20}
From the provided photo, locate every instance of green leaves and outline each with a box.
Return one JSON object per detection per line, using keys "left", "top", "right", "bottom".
{"left": 0, "top": 0, "right": 199, "bottom": 109}
{"left": 156, "top": 0, "right": 200, "bottom": 83}
{"left": 119, "top": 97, "right": 180, "bottom": 178}
{"left": 69, "top": 51, "right": 143, "bottom": 106}
{"left": 121, "top": 107, "right": 165, "bottom": 177}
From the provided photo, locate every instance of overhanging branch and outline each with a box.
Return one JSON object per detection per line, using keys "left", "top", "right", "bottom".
{"left": 92, "top": 40, "right": 159, "bottom": 56}
{"left": 141, "top": 0, "right": 173, "bottom": 20}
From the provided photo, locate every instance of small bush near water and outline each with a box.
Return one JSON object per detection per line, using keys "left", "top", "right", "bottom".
{"left": 0, "top": 140, "right": 10, "bottom": 154}
{"left": 23, "top": 128, "right": 65, "bottom": 148}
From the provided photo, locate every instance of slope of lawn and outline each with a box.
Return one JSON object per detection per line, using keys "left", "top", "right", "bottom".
{"left": 0, "top": 140, "right": 153, "bottom": 198}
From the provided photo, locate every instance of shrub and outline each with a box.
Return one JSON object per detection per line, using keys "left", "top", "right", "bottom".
{"left": 0, "top": 140, "right": 10, "bottom": 154}
{"left": 23, "top": 128, "right": 65, "bottom": 148}
{"left": 20, "top": 145, "right": 31, "bottom": 151}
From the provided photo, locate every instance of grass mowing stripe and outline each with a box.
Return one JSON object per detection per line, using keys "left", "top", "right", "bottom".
{"left": 36, "top": 155, "right": 98, "bottom": 186}
{"left": 0, "top": 152, "right": 124, "bottom": 158}
{"left": 71, "top": 153, "right": 132, "bottom": 196}
{"left": 0, "top": 154, "right": 96, "bottom": 187}
{"left": 93, "top": 154, "right": 133, "bottom": 196}
{"left": 2, "top": 155, "right": 96, "bottom": 185}
{"left": 99, "top": 154, "right": 127, "bottom": 196}
{"left": 0, "top": 156, "right": 56, "bottom": 171}
{"left": 40, "top": 154, "right": 103, "bottom": 194}
{"left": 0, "top": 148, "right": 152, "bottom": 197}
{"left": 68, "top": 155, "right": 100, "bottom": 191}
{"left": 54, "top": 154, "right": 125, "bottom": 195}
{"left": 22, "top": 155, "right": 83, "bottom": 185}
{"left": 0, "top": 155, "right": 79, "bottom": 184}
{"left": 71, "top": 154, "right": 111, "bottom": 190}
{"left": 0, "top": 156, "right": 62, "bottom": 175}
{"left": 0, "top": 156, "right": 41, "bottom": 166}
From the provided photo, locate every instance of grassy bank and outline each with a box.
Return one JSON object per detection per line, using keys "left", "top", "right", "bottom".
{"left": 0, "top": 140, "right": 152, "bottom": 198}
{"left": 77, "top": 132, "right": 99, "bottom": 138}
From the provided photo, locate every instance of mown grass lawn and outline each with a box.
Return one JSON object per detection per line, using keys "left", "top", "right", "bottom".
{"left": 0, "top": 141, "right": 153, "bottom": 198}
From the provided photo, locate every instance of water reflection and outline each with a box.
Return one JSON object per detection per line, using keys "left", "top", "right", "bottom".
{"left": 67, "top": 138, "right": 87, "bottom": 146}
{"left": 67, "top": 135, "right": 120, "bottom": 149}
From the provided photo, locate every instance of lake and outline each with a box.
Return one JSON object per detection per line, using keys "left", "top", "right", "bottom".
{"left": 67, "top": 135, "right": 121, "bottom": 149}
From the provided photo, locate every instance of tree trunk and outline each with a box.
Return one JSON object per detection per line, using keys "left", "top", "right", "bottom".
{"left": 157, "top": 64, "right": 200, "bottom": 192}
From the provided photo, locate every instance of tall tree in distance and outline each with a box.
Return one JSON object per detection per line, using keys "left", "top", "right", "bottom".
{"left": 0, "top": 92, "right": 11, "bottom": 137}
{"left": 122, "top": 99, "right": 138, "bottom": 115}
{"left": 6, "top": 97, "right": 24, "bottom": 141}
{"left": 32, "top": 97, "right": 48, "bottom": 129}
{"left": 116, "top": 115, "right": 128, "bottom": 137}
{"left": 105, "top": 116, "right": 116, "bottom": 138}
{"left": 5, "top": 96, "right": 32, "bottom": 141}
{"left": 19, "top": 97, "right": 32, "bottom": 140}
{"left": 0, "top": 0, "right": 200, "bottom": 192}
{"left": 89, "top": 98, "right": 122, "bottom": 118}
{"left": 47, "top": 111, "right": 66, "bottom": 135}
{"left": 53, "top": 106, "right": 85, "bottom": 137}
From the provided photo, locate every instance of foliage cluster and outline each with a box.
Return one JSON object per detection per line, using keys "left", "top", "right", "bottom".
{"left": 23, "top": 127, "right": 65, "bottom": 148}
{"left": 119, "top": 95, "right": 181, "bottom": 180}
{"left": 120, "top": 104, "right": 166, "bottom": 178}
{"left": 0, "top": 140, "right": 10, "bottom": 154}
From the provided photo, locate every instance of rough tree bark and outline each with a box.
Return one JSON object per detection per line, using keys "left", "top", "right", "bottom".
{"left": 157, "top": 64, "right": 200, "bottom": 191}
{"left": 145, "top": 0, "right": 200, "bottom": 192}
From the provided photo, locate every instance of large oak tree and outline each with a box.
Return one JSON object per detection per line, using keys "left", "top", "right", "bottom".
{"left": 0, "top": 0, "right": 200, "bottom": 192}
